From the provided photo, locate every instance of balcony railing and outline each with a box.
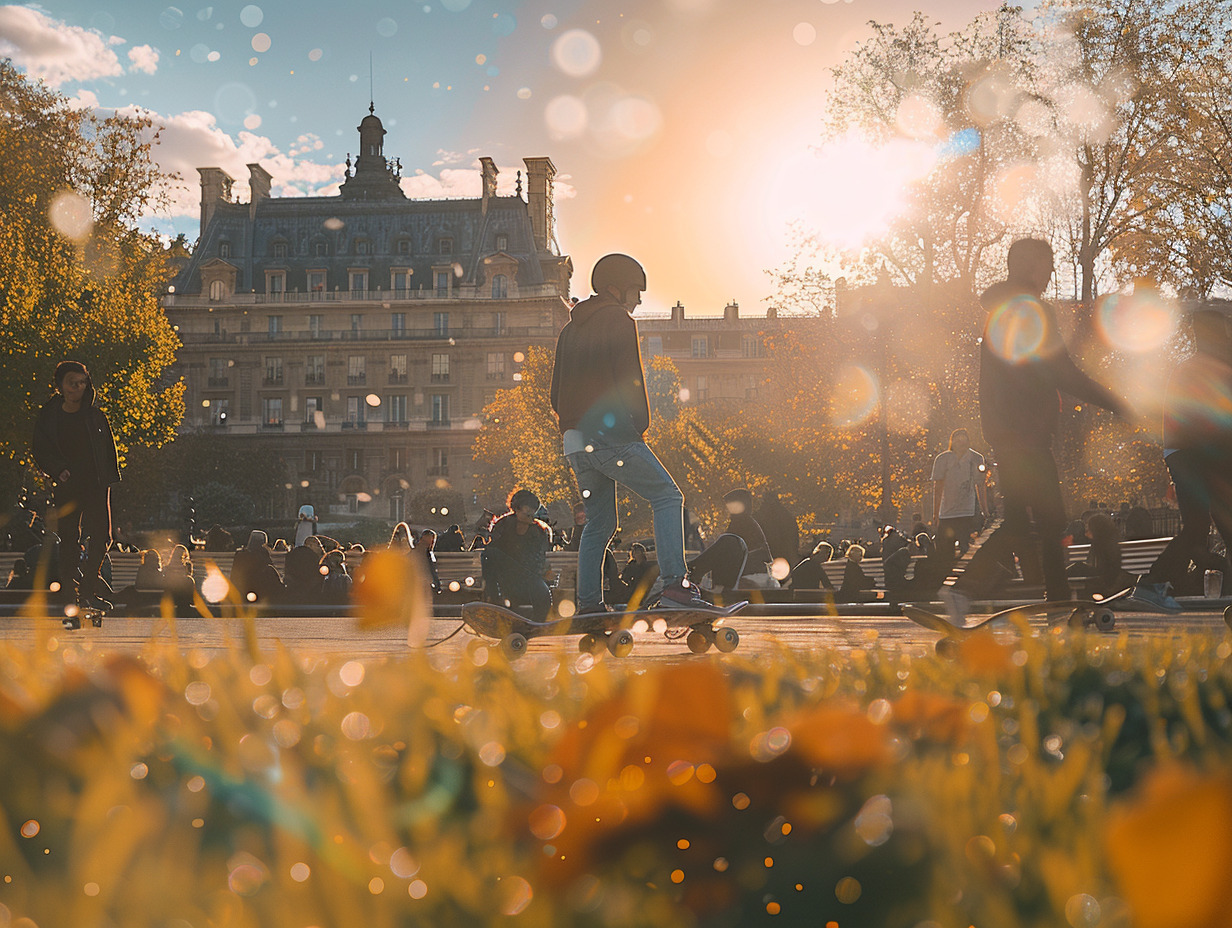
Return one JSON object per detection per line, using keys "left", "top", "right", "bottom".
{"left": 165, "top": 284, "right": 565, "bottom": 306}
{"left": 305, "top": 372, "right": 325, "bottom": 385}
{"left": 389, "top": 372, "right": 408, "bottom": 384}
{"left": 177, "top": 325, "right": 558, "bottom": 345}
{"left": 342, "top": 420, "right": 367, "bottom": 430}
{"left": 263, "top": 374, "right": 284, "bottom": 386}
{"left": 207, "top": 376, "right": 230, "bottom": 388}
{"left": 346, "top": 374, "right": 366, "bottom": 385}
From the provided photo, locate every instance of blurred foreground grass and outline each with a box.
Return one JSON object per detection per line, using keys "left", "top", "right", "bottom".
{"left": 2, "top": 618, "right": 1232, "bottom": 928}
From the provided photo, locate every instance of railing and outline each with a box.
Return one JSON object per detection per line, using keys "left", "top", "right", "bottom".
{"left": 177, "top": 325, "right": 558, "bottom": 345}
{"left": 165, "top": 284, "right": 566, "bottom": 306}
{"left": 207, "top": 376, "right": 229, "bottom": 387}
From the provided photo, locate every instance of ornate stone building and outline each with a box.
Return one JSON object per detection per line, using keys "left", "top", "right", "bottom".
{"left": 165, "top": 105, "right": 572, "bottom": 523}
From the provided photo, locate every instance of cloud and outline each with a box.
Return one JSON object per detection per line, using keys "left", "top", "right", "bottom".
{"left": 0, "top": 5, "right": 123, "bottom": 87}
{"left": 431, "top": 147, "right": 482, "bottom": 167}
{"left": 127, "top": 44, "right": 159, "bottom": 75}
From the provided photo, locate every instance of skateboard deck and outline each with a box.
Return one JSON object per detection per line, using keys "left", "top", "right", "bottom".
{"left": 461, "top": 600, "right": 748, "bottom": 658}
{"left": 904, "top": 588, "right": 1136, "bottom": 637}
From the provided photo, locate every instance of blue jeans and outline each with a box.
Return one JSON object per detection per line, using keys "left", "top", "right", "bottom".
{"left": 566, "top": 440, "right": 686, "bottom": 608}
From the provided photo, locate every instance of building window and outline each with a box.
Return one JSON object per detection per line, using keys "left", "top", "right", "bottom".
{"left": 438, "top": 237, "right": 453, "bottom": 255}
{"left": 305, "top": 354, "right": 325, "bottom": 385}
{"left": 346, "top": 449, "right": 361, "bottom": 472}
{"left": 219, "top": 242, "right": 231, "bottom": 258}
{"left": 391, "top": 269, "right": 411, "bottom": 291}
{"left": 491, "top": 274, "right": 508, "bottom": 299}
{"left": 308, "top": 314, "right": 323, "bottom": 339}
{"left": 354, "top": 238, "right": 371, "bottom": 256}
{"left": 431, "top": 354, "right": 450, "bottom": 382}
{"left": 434, "top": 312, "right": 449, "bottom": 336}
{"left": 646, "top": 336, "right": 663, "bottom": 356}
{"left": 308, "top": 269, "right": 327, "bottom": 296}
{"left": 264, "top": 356, "right": 283, "bottom": 385}
{"left": 268, "top": 315, "right": 283, "bottom": 337}
{"left": 390, "top": 447, "right": 407, "bottom": 471}
{"left": 691, "top": 336, "right": 709, "bottom": 358}
{"left": 429, "top": 448, "right": 448, "bottom": 476}
{"left": 345, "top": 396, "right": 365, "bottom": 425}
{"left": 695, "top": 375, "right": 709, "bottom": 401}
{"left": 313, "top": 240, "right": 329, "bottom": 257}
{"left": 350, "top": 313, "right": 362, "bottom": 335}
{"left": 743, "top": 373, "right": 759, "bottom": 398}
{"left": 304, "top": 396, "right": 324, "bottom": 426}
{"left": 486, "top": 352, "right": 505, "bottom": 380}
{"left": 210, "top": 398, "right": 229, "bottom": 426}
{"left": 305, "top": 450, "right": 321, "bottom": 471}
{"left": 430, "top": 394, "right": 450, "bottom": 425}
{"left": 391, "top": 312, "right": 406, "bottom": 335}
{"left": 495, "top": 233, "right": 508, "bottom": 252}
{"left": 208, "top": 357, "right": 229, "bottom": 388}
{"left": 434, "top": 271, "right": 450, "bottom": 294}
{"left": 349, "top": 270, "right": 368, "bottom": 293}
{"left": 208, "top": 279, "right": 226, "bottom": 302}
{"left": 262, "top": 397, "right": 283, "bottom": 427}
{"left": 389, "top": 354, "right": 407, "bottom": 384}
{"left": 491, "top": 311, "right": 505, "bottom": 334}
{"left": 272, "top": 241, "right": 288, "bottom": 259}
{"left": 742, "top": 335, "right": 764, "bottom": 358}
{"left": 386, "top": 394, "right": 407, "bottom": 423}
{"left": 266, "top": 271, "right": 286, "bottom": 294}
{"left": 396, "top": 238, "right": 411, "bottom": 256}
{"left": 347, "top": 355, "right": 366, "bottom": 385}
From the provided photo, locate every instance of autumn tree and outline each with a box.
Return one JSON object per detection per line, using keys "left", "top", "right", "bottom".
{"left": 0, "top": 61, "right": 184, "bottom": 501}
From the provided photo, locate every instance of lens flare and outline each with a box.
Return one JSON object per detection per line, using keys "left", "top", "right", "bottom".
{"left": 1095, "top": 291, "right": 1178, "bottom": 353}
{"left": 984, "top": 295, "right": 1053, "bottom": 365}
{"left": 831, "top": 364, "right": 880, "bottom": 426}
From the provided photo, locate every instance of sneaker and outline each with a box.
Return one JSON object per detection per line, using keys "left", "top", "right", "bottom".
{"left": 657, "top": 579, "right": 708, "bottom": 610}
{"left": 1127, "top": 581, "right": 1182, "bottom": 614}
{"left": 574, "top": 602, "right": 612, "bottom": 616}
{"left": 939, "top": 586, "right": 972, "bottom": 625}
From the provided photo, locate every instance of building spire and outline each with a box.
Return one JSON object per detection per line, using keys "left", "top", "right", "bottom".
{"left": 369, "top": 51, "right": 374, "bottom": 114}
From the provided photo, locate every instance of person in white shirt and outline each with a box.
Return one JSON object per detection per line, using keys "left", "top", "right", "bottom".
{"left": 930, "top": 428, "right": 988, "bottom": 564}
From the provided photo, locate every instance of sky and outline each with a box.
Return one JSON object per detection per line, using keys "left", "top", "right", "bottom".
{"left": 2, "top": 0, "right": 999, "bottom": 315}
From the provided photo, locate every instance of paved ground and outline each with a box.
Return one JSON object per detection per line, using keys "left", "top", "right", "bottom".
{"left": 1, "top": 602, "right": 1227, "bottom": 662}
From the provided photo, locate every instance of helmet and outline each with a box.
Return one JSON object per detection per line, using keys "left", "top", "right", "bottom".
{"left": 591, "top": 253, "right": 646, "bottom": 293}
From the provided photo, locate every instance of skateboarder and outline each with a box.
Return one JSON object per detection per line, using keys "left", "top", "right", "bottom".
{"left": 551, "top": 254, "right": 706, "bottom": 614}
{"left": 1129, "top": 310, "right": 1232, "bottom": 611}
{"left": 32, "top": 360, "right": 121, "bottom": 611}
{"left": 481, "top": 488, "right": 554, "bottom": 621}
{"left": 943, "top": 239, "right": 1133, "bottom": 620}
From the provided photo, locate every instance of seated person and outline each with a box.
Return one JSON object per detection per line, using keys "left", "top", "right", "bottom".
{"left": 837, "top": 544, "right": 876, "bottom": 602}
{"left": 1069, "top": 512, "right": 1134, "bottom": 598}
{"left": 230, "top": 530, "right": 285, "bottom": 603}
{"left": 789, "top": 541, "right": 836, "bottom": 591}
{"left": 134, "top": 548, "right": 165, "bottom": 591}
{"left": 414, "top": 530, "right": 443, "bottom": 594}
{"left": 283, "top": 544, "right": 325, "bottom": 601}
{"left": 320, "top": 549, "right": 352, "bottom": 603}
{"left": 620, "top": 543, "right": 656, "bottom": 601}
{"left": 481, "top": 488, "right": 553, "bottom": 621}
{"left": 163, "top": 543, "right": 195, "bottom": 606}
{"left": 687, "top": 533, "right": 749, "bottom": 595}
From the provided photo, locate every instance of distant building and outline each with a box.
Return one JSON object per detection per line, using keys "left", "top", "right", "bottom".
{"left": 164, "top": 103, "right": 572, "bottom": 523}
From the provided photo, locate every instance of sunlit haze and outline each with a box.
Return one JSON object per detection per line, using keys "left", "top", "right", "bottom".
{"left": 1, "top": 0, "right": 998, "bottom": 314}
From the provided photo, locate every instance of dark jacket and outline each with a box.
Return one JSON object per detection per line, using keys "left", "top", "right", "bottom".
{"left": 978, "top": 281, "right": 1124, "bottom": 446}
{"left": 550, "top": 293, "right": 650, "bottom": 444}
{"left": 756, "top": 493, "right": 800, "bottom": 562}
{"left": 32, "top": 392, "right": 121, "bottom": 489}
{"left": 487, "top": 512, "right": 551, "bottom": 578}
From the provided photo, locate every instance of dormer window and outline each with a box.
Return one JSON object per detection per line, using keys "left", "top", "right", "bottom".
{"left": 396, "top": 238, "right": 411, "bottom": 256}
{"left": 355, "top": 238, "right": 371, "bottom": 256}
{"left": 438, "top": 237, "right": 453, "bottom": 256}
{"left": 314, "top": 240, "right": 329, "bottom": 257}
{"left": 495, "top": 234, "right": 508, "bottom": 252}
{"left": 209, "top": 280, "right": 226, "bottom": 301}
{"left": 219, "top": 241, "right": 232, "bottom": 258}
{"left": 272, "top": 241, "right": 288, "bottom": 259}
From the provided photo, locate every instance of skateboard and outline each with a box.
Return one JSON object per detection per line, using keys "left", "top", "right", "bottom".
{"left": 903, "top": 587, "right": 1137, "bottom": 637}
{"left": 460, "top": 600, "right": 749, "bottom": 659}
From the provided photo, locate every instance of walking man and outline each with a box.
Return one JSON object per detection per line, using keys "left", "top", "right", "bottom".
{"left": 32, "top": 360, "right": 121, "bottom": 610}
{"left": 550, "top": 254, "right": 706, "bottom": 613}
{"left": 930, "top": 427, "right": 988, "bottom": 564}
{"left": 944, "top": 239, "right": 1132, "bottom": 618}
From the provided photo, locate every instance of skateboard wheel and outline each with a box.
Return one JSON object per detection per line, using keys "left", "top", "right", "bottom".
{"left": 1225, "top": 605, "right": 1232, "bottom": 630}
{"left": 714, "top": 626, "right": 739, "bottom": 653}
{"left": 578, "top": 633, "right": 601, "bottom": 654}
{"left": 1092, "top": 606, "right": 1116, "bottom": 631}
{"left": 62, "top": 617, "right": 81, "bottom": 630}
{"left": 935, "top": 637, "right": 959, "bottom": 660}
{"left": 608, "top": 629, "right": 634, "bottom": 658}
{"left": 500, "top": 632, "right": 528, "bottom": 660}
{"left": 686, "top": 629, "right": 712, "bottom": 654}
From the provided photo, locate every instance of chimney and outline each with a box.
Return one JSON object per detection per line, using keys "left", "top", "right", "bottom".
{"left": 671, "top": 301, "right": 684, "bottom": 323}
{"left": 197, "top": 167, "right": 234, "bottom": 240}
{"left": 479, "top": 157, "right": 499, "bottom": 215}
{"left": 724, "top": 301, "right": 739, "bottom": 322}
{"left": 523, "top": 156, "right": 556, "bottom": 253}
{"left": 248, "top": 163, "right": 272, "bottom": 218}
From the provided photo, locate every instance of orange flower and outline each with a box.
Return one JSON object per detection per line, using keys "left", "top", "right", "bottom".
{"left": 1105, "top": 763, "right": 1232, "bottom": 928}
{"left": 786, "top": 702, "right": 894, "bottom": 776}
{"left": 891, "top": 690, "right": 970, "bottom": 745}
{"left": 957, "top": 631, "right": 1016, "bottom": 676}
{"left": 351, "top": 548, "right": 430, "bottom": 638}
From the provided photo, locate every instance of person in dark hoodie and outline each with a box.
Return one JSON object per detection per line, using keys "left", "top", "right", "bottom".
{"left": 942, "top": 239, "right": 1133, "bottom": 620}
{"left": 550, "top": 254, "right": 706, "bottom": 613}
{"left": 32, "top": 360, "right": 121, "bottom": 610}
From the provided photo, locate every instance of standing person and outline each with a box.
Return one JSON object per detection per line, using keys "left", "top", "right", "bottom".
{"left": 293, "top": 504, "right": 318, "bottom": 547}
{"left": 756, "top": 488, "right": 800, "bottom": 564}
{"left": 32, "top": 361, "right": 121, "bottom": 610}
{"left": 930, "top": 428, "right": 988, "bottom": 563}
{"left": 481, "top": 488, "right": 554, "bottom": 621}
{"left": 550, "top": 254, "right": 706, "bottom": 613}
{"left": 563, "top": 502, "right": 588, "bottom": 551}
{"left": 944, "top": 239, "right": 1133, "bottom": 619}
{"left": 1129, "top": 310, "right": 1232, "bottom": 611}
